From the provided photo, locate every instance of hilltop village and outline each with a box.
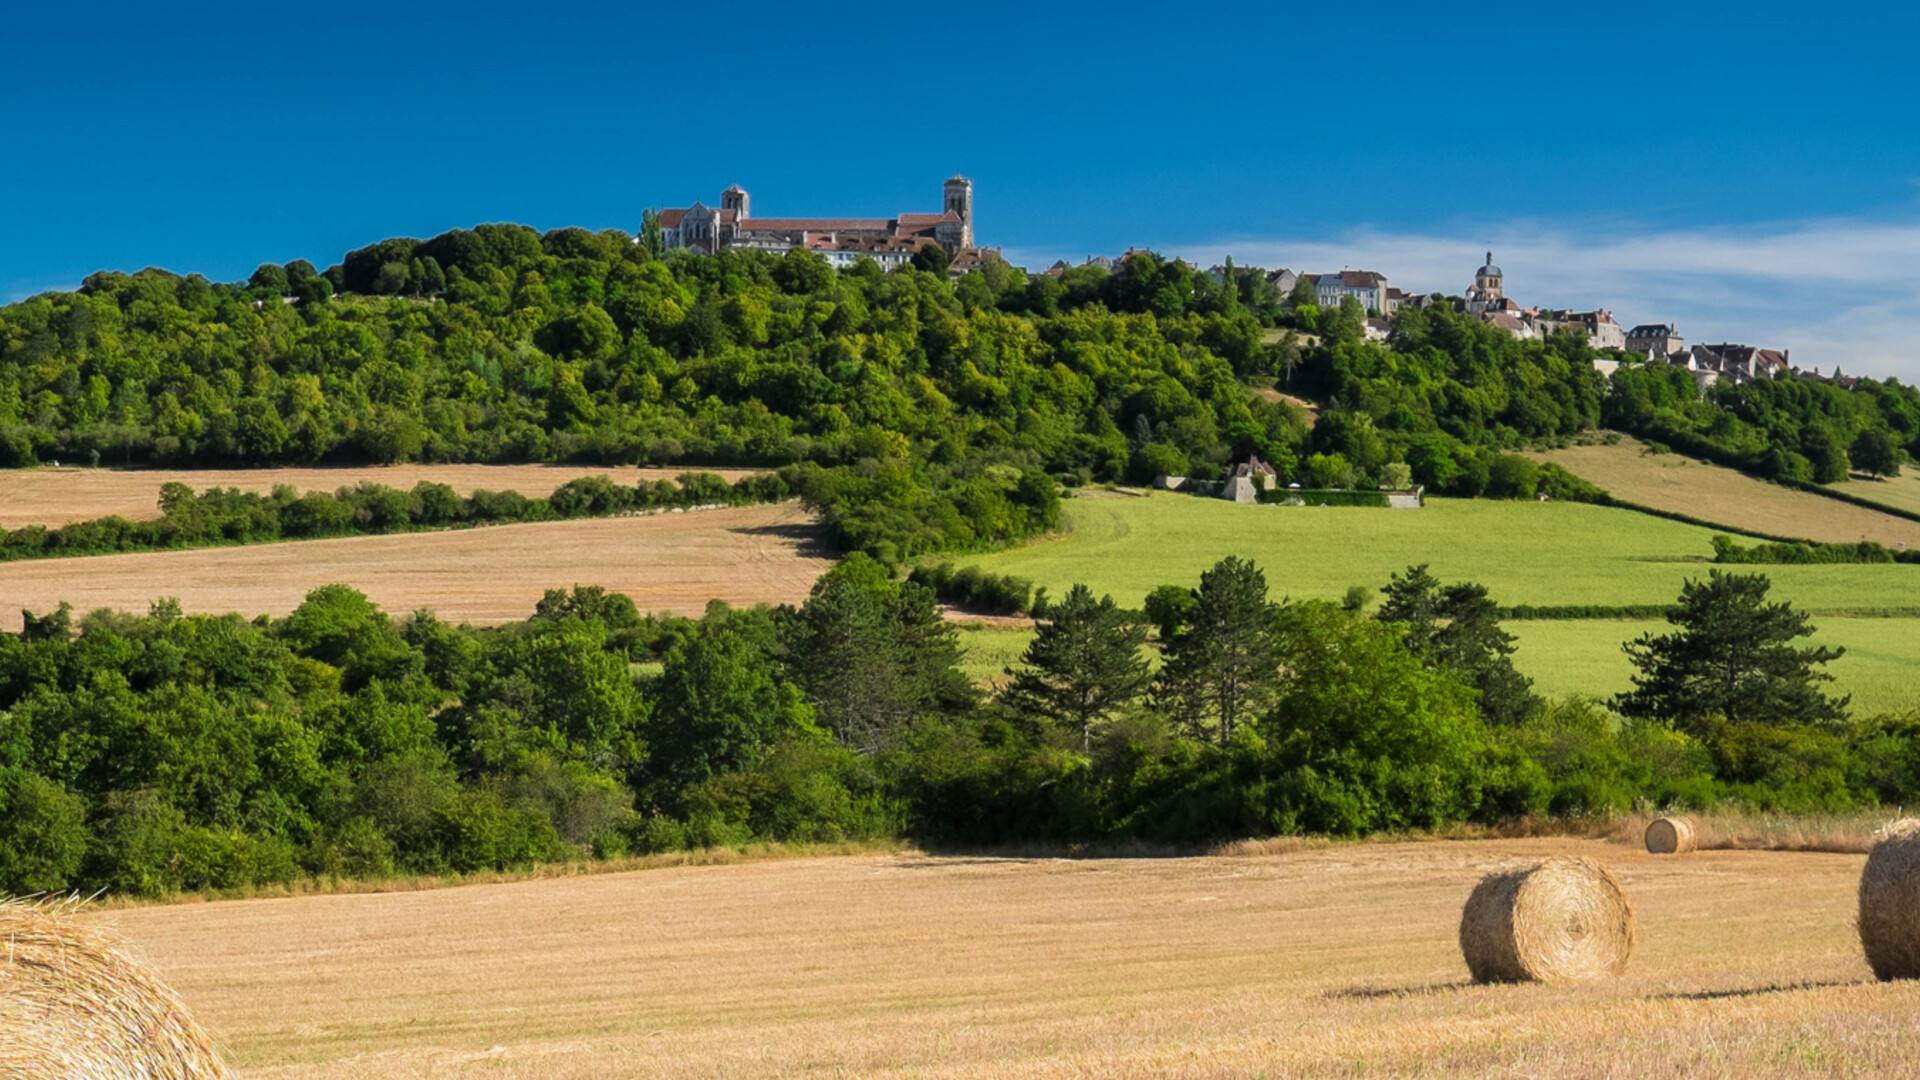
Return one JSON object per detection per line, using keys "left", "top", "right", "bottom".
{"left": 650, "top": 176, "right": 1845, "bottom": 392}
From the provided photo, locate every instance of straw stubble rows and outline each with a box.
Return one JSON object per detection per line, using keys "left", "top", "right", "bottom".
{"left": 0, "top": 502, "right": 834, "bottom": 631}
{"left": 100, "top": 839, "right": 1920, "bottom": 1079}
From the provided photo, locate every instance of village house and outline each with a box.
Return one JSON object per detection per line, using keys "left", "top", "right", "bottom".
{"left": 1311, "top": 269, "right": 1389, "bottom": 313}
{"left": 1692, "top": 343, "right": 1791, "bottom": 383}
{"left": 1222, "top": 454, "right": 1278, "bottom": 504}
{"left": 1544, "top": 309, "right": 1625, "bottom": 350}
{"left": 1626, "top": 323, "right": 1685, "bottom": 359}
{"left": 652, "top": 176, "right": 992, "bottom": 269}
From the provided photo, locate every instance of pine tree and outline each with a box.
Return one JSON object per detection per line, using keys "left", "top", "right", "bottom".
{"left": 1001, "top": 584, "right": 1150, "bottom": 749}
{"left": 1378, "top": 564, "right": 1539, "bottom": 725}
{"left": 1152, "top": 557, "right": 1281, "bottom": 745}
{"left": 1613, "top": 570, "right": 1848, "bottom": 732}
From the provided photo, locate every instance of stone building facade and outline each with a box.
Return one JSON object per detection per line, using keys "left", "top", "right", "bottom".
{"left": 653, "top": 177, "right": 977, "bottom": 264}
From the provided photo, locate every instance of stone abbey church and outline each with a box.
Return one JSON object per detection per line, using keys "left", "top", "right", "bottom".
{"left": 651, "top": 176, "right": 984, "bottom": 271}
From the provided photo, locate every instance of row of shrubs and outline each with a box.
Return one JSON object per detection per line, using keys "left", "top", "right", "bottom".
{"left": 1711, "top": 534, "right": 1920, "bottom": 565}
{"left": 0, "top": 471, "right": 790, "bottom": 561}
{"left": 1496, "top": 604, "right": 1677, "bottom": 620}
{"left": 907, "top": 563, "right": 1037, "bottom": 615}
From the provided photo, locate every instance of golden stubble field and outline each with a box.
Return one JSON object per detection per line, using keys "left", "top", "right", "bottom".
{"left": 0, "top": 502, "right": 832, "bottom": 630}
{"left": 0, "top": 464, "right": 761, "bottom": 529}
{"left": 100, "top": 838, "right": 1916, "bottom": 1079}
{"left": 1526, "top": 435, "right": 1920, "bottom": 548}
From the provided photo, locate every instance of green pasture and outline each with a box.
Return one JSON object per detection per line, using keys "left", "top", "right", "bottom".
{"left": 954, "top": 616, "right": 1920, "bottom": 716}
{"left": 1509, "top": 617, "right": 1920, "bottom": 717}
{"left": 953, "top": 623, "right": 1036, "bottom": 686}
{"left": 958, "top": 493, "right": 1920, "bottom": 612}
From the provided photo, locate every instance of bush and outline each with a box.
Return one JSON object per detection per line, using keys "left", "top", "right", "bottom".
{"left": 0, "top": 771, "right": 89, "bottom": 894}
{"left": 1485, "top": 454, "right": 1542, "bottom": 499}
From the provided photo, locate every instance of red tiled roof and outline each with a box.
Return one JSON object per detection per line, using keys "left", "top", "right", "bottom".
{"left": 737, "top": 218, "right": 893, "bottom": 232}
{"left": 658, "top": 208, "right": 687, "bottom": 226}
{"left": 897, "top": 212, "right": 961, "bottom": 226}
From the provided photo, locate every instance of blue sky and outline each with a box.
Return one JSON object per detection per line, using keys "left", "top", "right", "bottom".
{"left": 7, "top": 1, "right": 1920, "bottom": 373}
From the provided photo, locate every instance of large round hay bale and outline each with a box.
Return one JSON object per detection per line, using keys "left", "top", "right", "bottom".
{"left": 1458, "top": 856, "right": 1635, "bottom": 983}
{"left": 1644, "top": 816, "right": 1697, "bottom": 854}
{"left": 0, "top": 897, "right": 231, "bottom": 1079}
{"left": 1859, "top": 818, "right": 1920, "bottom": 980}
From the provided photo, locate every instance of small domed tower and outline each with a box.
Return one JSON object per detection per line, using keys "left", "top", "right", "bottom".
{"left": 1475, "top": 251, "right": 1503, "bottom": 301}
{"left": 943, "top": 175, "right": 973, "bottom": 248}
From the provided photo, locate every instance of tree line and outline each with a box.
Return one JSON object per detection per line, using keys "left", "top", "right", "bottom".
{"left": 0, "top": 558, "right": 1898, "bottom": 899}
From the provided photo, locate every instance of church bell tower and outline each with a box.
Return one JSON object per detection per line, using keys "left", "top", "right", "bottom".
{"left": 943, "top": 175, "right": 973, "bottom": 248}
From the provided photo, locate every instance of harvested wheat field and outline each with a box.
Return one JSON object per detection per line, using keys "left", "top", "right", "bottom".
{"left": 0, "top": 502, "right": 830, "bottom": 630}
{"left": 0, "top": 464, "right": 761, "bottom": 528}
{"left": 99, "top": 838, "right": 1920, "bottom": 1079}
{"left": 1526, "top": 434, "right": 1920, "bottom": 547}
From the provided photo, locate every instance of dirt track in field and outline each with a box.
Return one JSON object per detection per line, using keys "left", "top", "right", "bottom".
{"left": 100, "top": 838, "right": 1914, "bottom": 1079}
{"left": 0, "top": 464, "right": 761, "bottom": 528}
{"left": 0, "top": 502, "right": 831, "bottom": 629}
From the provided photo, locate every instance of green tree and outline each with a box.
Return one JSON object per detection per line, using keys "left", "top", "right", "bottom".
{"left": 1801, "top": 423, "right": 1852, "bottom": 484}
{"left": 0, "top": 770, "right": 89, "bottom": 893}
{"left": 647, "top": 621, "right": 815, "bottom": 802}
{"left": 640, "top": 208, "right": 665, "bottom": 257}
{"left": 1152, "top": 557, "right": 1281, "bottom": 745}
{"left": 791, "top": 555, "right": 970, "bottom": 753}
{"left": 1851, "top": 427, "right": 1903, "bottom": 478}
{"left": 248, "top": 263, "right": 290, "bottom": 295}
{"left": 1001, "top": 584, "right": 1150, "bottom": 749}
{"left": 1377, "top": 565, "right": 1539, "bottom": 725}
{"left": 1266, "top": 602, "right": 1491, "bottom": 833}
{"left": 1613, "top": 571, "right": 1849, "bottom": 732}
{"left": 1287, "top": 275, "right": 1317, "bottom": 311}
{"left": 912, "top": 243, "right": 951, "bottom": 277}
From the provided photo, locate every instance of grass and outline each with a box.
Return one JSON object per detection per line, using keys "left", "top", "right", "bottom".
{"left": 959, "top": 491, "right": 1920, "bottom": 612}
{"left": 0, "top": 463, "right": 761, "bottom": 529}
{"left": 102, "top": 838, "right": 1920, "bottom": 1078}
{"left": 0, "top": 503, "right": 834, "bottom": 631}
{"left": 1526, "top": 434, "right": 1920, "bottom": 547}
{"left": 953, "top": 621, "right": 1035, "bottom": 686}
{"left": 957, "top": 608, "right": 1920, "bottom": 715}
{"left": 1827, "top": 471, "right": 1920, "bottom": 517}
{"left": 1509, "top": 616, "right": 1920, "bottom": 716}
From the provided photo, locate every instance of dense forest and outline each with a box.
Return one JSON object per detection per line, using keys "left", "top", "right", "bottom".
{"left": 0, "top": 557, "right": 1900, "bottom": 898}
{"left": 12, "top": 226, "right": 1910, "bottom": 564}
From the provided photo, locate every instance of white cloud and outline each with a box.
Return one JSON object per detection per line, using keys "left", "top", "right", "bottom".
{"left": 1027, "top": 218, "right": 1920, "bottom": 380}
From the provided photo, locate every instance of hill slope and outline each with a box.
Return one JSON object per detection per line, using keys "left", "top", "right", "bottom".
{"left": 1526, "top": 435, "right": 1920, "bottom": 547}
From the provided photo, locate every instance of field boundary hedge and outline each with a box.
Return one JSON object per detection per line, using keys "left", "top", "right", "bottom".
{"left": 0, "top": 471, "right": 791, "bottom": 563}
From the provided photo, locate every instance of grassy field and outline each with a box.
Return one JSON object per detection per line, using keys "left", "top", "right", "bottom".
{"left": 1525, "top": 435, "right": 1920, "bottom": 547}
{"left": 1827, "top": 471, "right": 1920, "bottom": 517}
{"left": 0, "top": 463, "right": 762, "bottom": 528}
{"left": 1510, "top": 616, "right": 1920, "bottom": 716}
{"left": 958, "top": 492, "right": 1920, "bottom": 612}
{"left": 103, "top": 839, "right": 1920, "bottom": 1078}
{"left": 0, "top": 503, "right": 832, "bottom": 631}
{"left": 956, "top": 616, "right": 1920, "bottom": 714}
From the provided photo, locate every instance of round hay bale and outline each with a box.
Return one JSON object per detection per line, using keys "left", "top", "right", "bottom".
{"left": 0, "top": 897, "right": 231, "bottom": 1079}
{"left": 1458, "top": 856, "right": 1635, "bottom": 983}
{"left": 1644, "top": 816, "right": 1697, "bottom": 854}
{"left": 1858, "top": 818, "right": 1920, "bottom": 980}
